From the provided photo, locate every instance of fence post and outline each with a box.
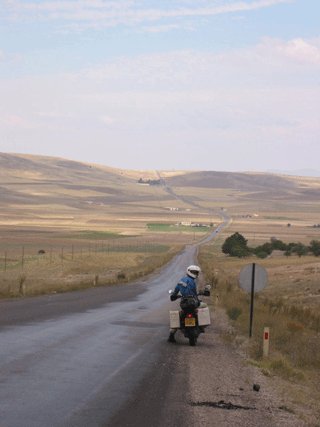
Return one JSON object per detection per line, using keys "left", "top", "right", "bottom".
{"left": 21, "top": 246, "right": 25, "bottom": 270}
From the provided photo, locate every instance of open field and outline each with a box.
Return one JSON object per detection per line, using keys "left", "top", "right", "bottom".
{"left": 1, "top": 153, "right": 319, "bottom": 300}
{"left": 0, "top": 242, "right": 181, "bottom": 297}
{"left": 1, "top": 152, "right": 320, "bottom": 421}
{"left": 0, "top": 224, "right": 210, "bottom": 297}
{"left": 0, "top": 153, "right": 220, "bottom": 296}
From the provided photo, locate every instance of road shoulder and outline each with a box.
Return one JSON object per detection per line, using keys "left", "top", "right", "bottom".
{"left": 186, "top": 306, "right": 309, "bottom": 426}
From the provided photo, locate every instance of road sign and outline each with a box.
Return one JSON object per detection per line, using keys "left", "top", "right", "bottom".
{"left": 238, "top": 263, "right": 268, "bottom": 337}
{"left": 239, "top": 263, "right": 267, "bottom": 293}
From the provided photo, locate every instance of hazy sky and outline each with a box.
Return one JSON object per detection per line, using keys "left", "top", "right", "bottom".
{"left": 1, "top": 0, "right": 319, "bottom": 172}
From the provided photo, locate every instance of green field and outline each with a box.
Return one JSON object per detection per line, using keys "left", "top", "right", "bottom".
{"left": 147, "top": 223, "right": 210, "bottom": 233}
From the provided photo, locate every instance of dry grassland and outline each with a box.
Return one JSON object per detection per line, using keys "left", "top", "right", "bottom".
{"left": 0, "top": 224, "right": 209, "bottom": 297}
{"left": 0, "top": 154, "right": 221, "bottom": 297}
{"left": 0, "top": 246, "right": 181, "bottom": 297}
{"left": 199, "top": 212, "right": 320, "bottom": 423}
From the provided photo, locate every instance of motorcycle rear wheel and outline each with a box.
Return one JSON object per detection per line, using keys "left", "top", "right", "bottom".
{"left": 188, "top": 329, "right": 198, "bottom": 346}
{"left": 189, "top": 336, "right": 197, "bottom": 346}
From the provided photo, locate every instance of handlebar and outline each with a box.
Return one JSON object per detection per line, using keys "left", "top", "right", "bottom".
{"left": 170, "top": 290, "right": 210, "bottom": 301}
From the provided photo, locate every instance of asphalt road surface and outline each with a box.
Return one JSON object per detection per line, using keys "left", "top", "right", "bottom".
{"left": 0, "top": 215, "right": 308, "bottom": 427}
{"left": 0, "top": 244, "right": 201, "bottom": 427}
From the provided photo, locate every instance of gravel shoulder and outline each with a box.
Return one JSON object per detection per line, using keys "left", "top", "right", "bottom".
{"left": 109, "top": 303, "right": 315, "bottom": 427}
{"left": 185, "top": 305, "right": 312, "bottom": 427}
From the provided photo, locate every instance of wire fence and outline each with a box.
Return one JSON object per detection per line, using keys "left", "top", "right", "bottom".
{"left": 0, "top": 241, "right": 169, "bottom": 273}
{"left": 0, "top": 239, "right": 177, "bottom": 297}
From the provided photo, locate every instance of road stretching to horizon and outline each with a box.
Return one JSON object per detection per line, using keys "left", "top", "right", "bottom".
{"left": 0, "top": 213, "right": 231, "bottom": 427}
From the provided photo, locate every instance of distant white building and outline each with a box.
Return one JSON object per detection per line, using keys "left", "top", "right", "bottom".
{"left": 165, "top": 207, "right": 179, "bottom": 211}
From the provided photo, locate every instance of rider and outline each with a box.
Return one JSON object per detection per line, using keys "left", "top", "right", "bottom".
{"left": 168, "top": 265, "right": 201, "bottom": 343}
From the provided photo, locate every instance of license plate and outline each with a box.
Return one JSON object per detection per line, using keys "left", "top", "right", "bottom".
{"left": 185, "top": 318, "right": 196, "bottom": 327}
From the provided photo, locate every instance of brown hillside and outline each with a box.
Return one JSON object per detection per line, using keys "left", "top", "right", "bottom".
{"left": 165, "top": 170, "right": 320, "bottom": 201}
{"left": 1, "top": 153, "right": 320, "bottom": 231}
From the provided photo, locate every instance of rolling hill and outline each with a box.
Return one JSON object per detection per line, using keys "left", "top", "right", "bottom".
{"left": 1, "top": 152, "right": 320, "bottom": 231}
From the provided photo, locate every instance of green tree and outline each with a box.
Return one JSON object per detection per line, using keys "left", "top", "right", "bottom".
{"left": 291, "top": 242, "right": 308, "bottom": 257}
{"left": 252, "top": 242, "right": 273, "bottom": 258}
{"left": 270, "top": 238, "right": 287, "bottom": 251}
{"left": 222, "top": 232, "right": 250, "bottom": 257}
{"left": 310, "top": 240, "right": 320, "bottom": 256}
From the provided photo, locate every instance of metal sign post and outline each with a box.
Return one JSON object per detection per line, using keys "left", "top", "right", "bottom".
{"left": 239, "top": 263, "right": 268, "bottom": 338}
{"left": 249, "top": 263, "right": 256, "bottom": 338}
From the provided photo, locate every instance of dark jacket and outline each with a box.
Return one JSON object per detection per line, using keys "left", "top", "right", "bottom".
{"left": 171, "top": 275, "right": 198, "bottom": 299}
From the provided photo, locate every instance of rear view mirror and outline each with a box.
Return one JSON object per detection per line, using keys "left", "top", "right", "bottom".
{"left": 204, "top": 285, "right": 211, "bottom": 296}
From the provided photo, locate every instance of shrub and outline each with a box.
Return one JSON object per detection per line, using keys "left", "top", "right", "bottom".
{"left": 309, "top": 240, "right": 320, "bottom": 256}
{"left": 255, "top": 250, "right": 269, "bottom": 259}
{"left": 227, "top": 306, "right": 242, "bottom": 321}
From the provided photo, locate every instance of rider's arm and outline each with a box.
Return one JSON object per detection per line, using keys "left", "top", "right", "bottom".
{"left": 170, "top": 283, "right": 181, "bottom": 300}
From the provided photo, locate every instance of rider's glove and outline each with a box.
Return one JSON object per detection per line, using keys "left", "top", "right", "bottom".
{"left": 170, "top": 294, "right": 178, "bottom": 301}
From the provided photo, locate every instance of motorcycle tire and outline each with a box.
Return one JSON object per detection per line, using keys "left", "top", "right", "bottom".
{"left": 188, "top": 329, "right": 197, "bottom": 346}
{"left": 189, "top": 336, "right": 197, "bottom": 346}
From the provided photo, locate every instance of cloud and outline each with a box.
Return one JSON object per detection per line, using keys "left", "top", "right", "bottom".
{"left": 76, "top": 36, "right": 320, "bottom": 93}
{"left": 0, "top": 49, "right": 23, "bottom": 65}
{"left": 100, "top": 115, "right": 116, "bottom": 126}
{"left": 0, "top": 114, "right": 38, "bottom": 129}
{"left": 138, "top": 23, "right": 190, "bottom": 34}
{"left": 4, "top": 0, "right": 292, "bottom": 32}
{"left": 0, "top": 35, "right": 318, "bottom": 170}
{"left": 36, "top": 111, "right": 76, "bottom": 119}
{"left": 261, "top": 38, "right": 320, "bottom": 65}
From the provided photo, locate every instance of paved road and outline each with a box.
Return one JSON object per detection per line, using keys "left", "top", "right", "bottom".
{"left": 0, "top": 244, "right": 201, "bottom": 427}
{"left": 0, "top": 194, "right": 231, "bottom": 427}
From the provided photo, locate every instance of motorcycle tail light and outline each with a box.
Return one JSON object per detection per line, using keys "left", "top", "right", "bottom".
{"left": 187, "top": 313, "right": 193, "bottom": 318}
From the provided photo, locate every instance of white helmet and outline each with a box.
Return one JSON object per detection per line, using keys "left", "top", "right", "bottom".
{"left": 187, "top": 265, "right": 201, "bottom": 279}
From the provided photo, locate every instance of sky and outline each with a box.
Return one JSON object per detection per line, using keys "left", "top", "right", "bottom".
{"left": 0, "top": 0, "right": 319, "bottom": 173}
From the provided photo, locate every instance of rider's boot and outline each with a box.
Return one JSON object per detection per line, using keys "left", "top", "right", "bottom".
{"left": 168, "top": 332, "right": 176, "bottom": 343}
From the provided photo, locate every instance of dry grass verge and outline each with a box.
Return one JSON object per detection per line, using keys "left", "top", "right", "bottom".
{"left": 0, "top": 245, "right": 181, "bottom": 297}
{"left": 199, "top": 244, "right": 320, "bottom": 422}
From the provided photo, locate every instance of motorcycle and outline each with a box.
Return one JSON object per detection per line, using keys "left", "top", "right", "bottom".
{"left": 168, "top": 286, "right": 211, "bottom": 346}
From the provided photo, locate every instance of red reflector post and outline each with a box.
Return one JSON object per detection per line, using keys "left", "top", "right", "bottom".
{"left": 263, "top": 327, "right": 270, "bottom": 358}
